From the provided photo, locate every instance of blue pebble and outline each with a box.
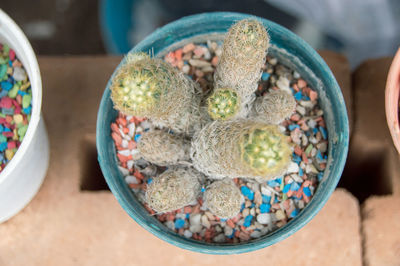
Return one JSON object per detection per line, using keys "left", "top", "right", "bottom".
{"left": 2, "top": 108, "right": 14, "bottom": 115}
{"left": 186, "top": 213, "right": 190, "bottom": 219}
{"left": 243, "top": 215, "right": 253, "bottom": 227}
{"left": 267, "top": 178, "right": 280, "bottom": 187}
{"left": 262, "top": 195, "right": 271, "bottom": 203}
{"left": 274, "top": 197, "right": 279, "bottom": 203}
{"left": 319, "top": 126, "right": 327, "bottom": 139}
{"left": 0, "top": 125, "right": 3, "bottom": 133}
{"left": 201, "top": 187, "right": 205, "bottom": 193}
{"left": 17, "top": 91, "right": 27, "bottom": 96}
{"left": 261, "top": 72, "right": 270, "bottom": 81}
{"left": 23, "top": 106, "right": 31, "bottom": 114}
{"left": 174, "top": 219, "right": 185, "bottom": 229}
{"left": 260, "top": 203, "right": 271, "bottom": 213}
{"left": 303, "top": 95, "right": 311, "bottom": 101}
{"left": 147, "top": 178, "right": 153, "bottom": 184}
{"left": 0, "top": 153, "right": 3, "bottom": 161}
{"left": 290, "top": 87, "right": 296, "bottom": 94}
{"left": 3, "top": 127, "right": 10, "bottom": 132}
{"left": 7, "top": 76, "right": 14, "bottom": 84}
{"left": 0, "top": 142, "right": 7, "bottom": 152}
{"left": 303, "top": 187, "right": 312, "bottom": 197}
{"left": 305, "top": 131, "right": 310, "bottom": 137}
{"left": 290, "top": 182, "right": 301, "bottom": 191}
{"left": 290, "top": 208, "right": 299, "bottom": 218}
{"left": 228, "top": 229, "right": 236, "bottom": 239}
{"left": 0, "top": 90, "right": 7, "bottom": 98}
{"left": 240, "top": 203, "right": 245, "bottom": 212}
{"left": 288, "top": 124, "right": 300, "bottom": 131}
{"left": 282, "top": 184, "right": 291, "bottom": 193}
{"left": 299, "top": 167, "right": 304, "bottom": 177}
{"left": 8, "top": 60, "right": 12, "bottom": 67}
{"left": 0, "top": 81, "right": 13, "bottom": 91}
{"left": 220, "top": 218, "right": 227, "bottom": 222}
{"left": 292, "top": 154, "right": 301, "bottom": 164}
{"left": 316, "top": 150, "right": 323, "bottom": 161}
{"left": 134, "top": 134, "right": 141, "bottom": 142}
{"left": 318, "top": 172, "right": 324, "bottom": 181}
{"left": 241, "top": 186, "right": 254, "bottom": 200}
{"left": 250, "top": 202, "right": 255, "bottom": 208}
{"left": 294, "top": 91, "right": 303, "bottom": 101}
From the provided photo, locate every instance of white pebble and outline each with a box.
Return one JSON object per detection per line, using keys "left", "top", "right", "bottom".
{"left": 307, "top": 119, "right": 317, "bottom": 128}
{"left": 257, "top": 213, "right": 272, "bottom": 225}
{"left": 130, "top": 149, "right": 139, "bottom": 156}
{"left": 182, "top": 64, "right": 190, "bottom": 74}
{"left": 250, "top": 230, "right": 262, "bottom": 238}
{"left": 300, "top": 100, "right": 314, "bottom": 108}
{"left": 125, "top": 175, "right": 139, "bottom": 184}
{"left": 296, "top": 105, "right": 306, "bottom": 115}
{"left": 201, "top": 215, "right": 211, "bottom": 229}
{"left": 203, "top": 50, "right": 212, "bottom": 60}
{"left": 213, "top": 233, "right": 226, "bottom": 243}
{"left": 12, "top": 67, "right": 26, "bottom": 81}
{"left": 128, "top": 123, "right": 136, "bottom": 138}
{"left": 189, "top": 213, "right": 201, "bottom": 225}
{"left": 287, "top": 162, "right": 299, "bottom": 174}
{"left": 242, "top": 208, "right": 250, "bottom": 217}
{"left": 317, "top": 142, "right": 327, "bottom": 153}
{"left": 215, "top": 48, "right": 222, "bottom": 57}
{"left": 118, "top": 166, "right": 129, "bottom": 176}
{"left": 141, "top": 120, "right": 152, "bottom": 130}
{"left": 189, "top": 224, "right": 202, "bottom": 233}
{"left": 122, "top": 139, "right": 128, "bottom": 148}
{"left": 127, "top": 160, "right": 134, "bottom": 170}
{"left": 189, "top": 59, "right": 211, "bottom": 68}
{"left": 183, "top": 230, "right": 193, "bottom": 238}
{"left": 176, "top": 213, "right": 186, "bottom": 220}
{"left": 165, "top": 221, "right": 175, "bottom": 230}
{"left": 269, "top": 58, "right": 277, "bottom": 65}
{"left": 293, "top": 71, "right": 300, "bottom": 79}
{"left": 276, "top": 77, "right": 291, "bottom": 93}
{"left": 261, "top": 185, "right": 272, "bottom": 196}
{"left": 224, "top": 226, "right": 233, "bottom": 237}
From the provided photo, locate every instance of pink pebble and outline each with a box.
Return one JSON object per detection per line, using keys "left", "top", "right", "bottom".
{"left": 309, "top": 90, "right": 318, "bottom": 101}
{"left": 9, "top": 49, "right": 15, "bottom": 61}
{"left": 182, "top": 43, "right": 195, "bottom": 53}
{"left": 0, "top": 97, "right": 12, "bottom": 109}
{"left": 7, "top": 141, "right": 16, "bottom": 149}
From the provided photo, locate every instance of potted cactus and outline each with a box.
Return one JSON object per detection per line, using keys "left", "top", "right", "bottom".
{"left": 97, "top": 12, "right": 349, "bottom": 254}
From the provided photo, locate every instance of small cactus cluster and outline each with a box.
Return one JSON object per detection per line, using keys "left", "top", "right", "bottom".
{"left": 112, "top": 19, "right": 298, "bottom": 219}
{"left": 111, "top": 55, "right": 203, "bottom": 134}
{"left": 207, "top": 88, "right": 240, "bottom": 120}
{"left": 203, "top": 179, "right": 244, "bottom": 219}
{"left": 137, "top": 130, "right": 191, "bottom": 166}
{"left": 145, "top": 167, "right": 202, "bottom": 213}
{"left": 212, "top": 19, "right": 269, "bottom": 119}
{"left": 191, "top": 120, "right": 291, "bottom": 179}
{"left": 253, "top": 90, "right": 296, "bottom": 124}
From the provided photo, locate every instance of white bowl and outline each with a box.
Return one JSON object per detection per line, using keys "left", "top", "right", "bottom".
{"left": 0, "top": 9, "right": 49, "bottom": 222}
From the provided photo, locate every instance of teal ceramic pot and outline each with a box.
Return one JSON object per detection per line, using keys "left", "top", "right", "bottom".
{"left": 96, "top": 12, "right": 349, "bottom": 254}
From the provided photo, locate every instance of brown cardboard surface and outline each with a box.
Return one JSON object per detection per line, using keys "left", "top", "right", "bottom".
{"left": 362, "top": 195, "right": 400, "bottom": 266}
{"left": 0, "top": 54, "right": 361, "bottom": 265}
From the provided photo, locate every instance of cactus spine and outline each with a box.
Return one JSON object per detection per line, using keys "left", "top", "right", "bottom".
{"left": 191, "top": 120, "right": 291, "bottom": 179}
{"left": 253, "top": 90, "right": 296, "bottom": 124}
{"left": 145, "top": 168, "right": 202, "bottom": 213}
{"left": 207, "top": 88, "right": 240, "bottom": 120}
{"left": 110, "top": 54, "right": 203, "bottom": 134}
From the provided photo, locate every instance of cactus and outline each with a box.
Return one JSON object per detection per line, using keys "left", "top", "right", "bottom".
{"left": 253, "top": 90, "right": 296, "bottom": 124}
{"left": 204, "top": 179, "right": 244, "bottom": 219}
{"left": 137, "top": 130, "right": 190, "bottom": 166}
{"left": 145, "top": 168, "right": 202, "bottom": 213}
{"left": 191, "top": 120, "right": 291, "bottom": 179}
{"left": 110, "top": 54, "right": 203, "bottom": 134}
{"left": 207, "top": 88, "right": 240, "bottom": 120}
{"left": 214, "top": 19, "right": 269, "bottom": 116}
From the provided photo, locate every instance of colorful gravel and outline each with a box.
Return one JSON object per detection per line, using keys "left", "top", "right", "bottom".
{"left": 0, "top": 43, "right": 32, "bottom": 172}
{"left": 111, "top": 41, "right": 328, "bottom": 243}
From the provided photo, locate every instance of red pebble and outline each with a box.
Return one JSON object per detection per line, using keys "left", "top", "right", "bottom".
{"left": 0, "top": 97, "right": 12, "bottom": 108}
{"left": 14, "top": 106, "right": 21, "bottom": 114}
{"left": 184, "top": 206, "right": 192, "bottom": 213}
{"left": 302, "top": 152, "right": 309, "bottom": 164}
{"left": 111, "top": 132, "right": 122, "bottom": 145}
{"left": 175, "top": 49, "right": 183, "bottom": 61}
{"left": 133, "top": 170, "right": 144, "bottom": 180}
{"left": 226, "top": 219, "right": 235, "bottom": 228}
{"left": 294, "top": 146, "right": 302, "bottom": 156}
{"left": 116, "top": 153, "right": 132, "bottom": 163}
{"left": 7, "top": 141, "right": 16, "bottom": 149}
{"left": 9, "top": 49, "right": 15, "bottom": 61}
{"left": 297, "top": 79, "right": 307, "bottom": 88}
{"left": 111, "top": 123, "right": 119, "bottom": 133}
{"left": 3, "top": 132, "right": 13, "bottom": 137}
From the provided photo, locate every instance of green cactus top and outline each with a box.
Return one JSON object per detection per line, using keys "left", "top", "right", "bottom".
{"left": 111, "top": 59, "right": 166, "bottom": 116}
{"left": 207, "top": 88, "right": 240, "bottom": 120}
{"left": 240, "top": 125, "right": 291, "bottom": 177}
